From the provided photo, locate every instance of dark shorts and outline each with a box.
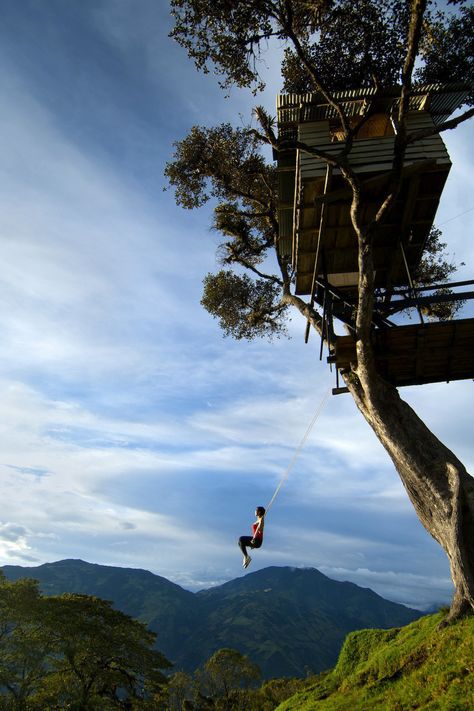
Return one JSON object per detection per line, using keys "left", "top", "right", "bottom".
{"left": 238, "top": 535, "right": 262, "bottom": 554}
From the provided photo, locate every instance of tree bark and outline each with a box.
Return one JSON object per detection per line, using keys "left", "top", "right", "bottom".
{"left": 345, "top": 189, "right": 474, "bottom": 622}
{"left": 283, "top": 221, "right": 474, "bottom": 621}
{"left": 344, "top": 369, "right": 474, "bottom": 622}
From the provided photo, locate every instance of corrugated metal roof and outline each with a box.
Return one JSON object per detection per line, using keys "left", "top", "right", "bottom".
{"left": 277, "top": 83, "right": 471, "bottom": 127}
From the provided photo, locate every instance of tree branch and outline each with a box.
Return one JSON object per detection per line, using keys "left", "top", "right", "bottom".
{"left": 280, "top": 289, "right": 324, "bottom": 335}
{"left": 224, "top": 244, "right": 282, "bottom": 285}
{"left": 406, "top": 107, "right": 474, "bottom": 145}
{"left": 221, "top": 181, "right": 269, "bottom": 210}
{"left": 226, "top": 207, "right": 273, "bottom": 219}
{"left": 385, "top": 0, "right": 428, "bottom": 223}
{"left": 280, "top": 0, "right": 350, "bottom": 134}
{"left": 247, "top": 127, "right": 272, "bottom": 145}
{"left": 399, "top": 0, "right": 428, "bottom": 123}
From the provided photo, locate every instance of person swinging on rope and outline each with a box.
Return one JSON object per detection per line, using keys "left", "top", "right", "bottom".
{"left": 238, "top": 506, "right": 265, "bottom": 569}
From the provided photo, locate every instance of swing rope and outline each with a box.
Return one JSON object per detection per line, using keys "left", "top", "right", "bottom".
{"left": 265, "top": 387, "right": 331, "bottom": 514}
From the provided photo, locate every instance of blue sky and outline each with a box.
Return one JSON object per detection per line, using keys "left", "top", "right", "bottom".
{"left": 0, "top": 0, "right": 473, "bottom": 611}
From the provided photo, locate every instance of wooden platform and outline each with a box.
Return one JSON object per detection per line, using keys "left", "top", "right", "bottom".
{"left": 333, "top": 319, "right": 474, "bottom": 387}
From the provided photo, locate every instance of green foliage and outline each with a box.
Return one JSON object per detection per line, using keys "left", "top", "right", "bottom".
{"left": 40, "top": 593, "right": 170, "bottom": 708}
{"left": 201, "top": 270, "right": 288, "bottom": 340}
{"left": 203, "top": 648, "right": 261, "bottom": 694}
{"left": 153, "top": 670, "right": 195, "bottom": 710}
{"left": 170, "top": 0, "right": 472, "bottom": 104}
{"left": 258, "top": 676, "right": 321, "bottom": 709}
{"left": 282, "top": 0, "right": 410, "bottom": 93}
{"left": 0, "top": 577, "right": 52, "bottom": 710}
{"left": 412, "top": 227, "right": 465, "bottom": 320}
{"left": 170, "top": 0, "right": 330, "bottom": 92}
{"left": 417, "top": 3, "right": 474, "bottom": 105}
{"left": 165, "top": 123, "right": 288, "bottom": 339}
{"left": 0, "top": 574, "right": 170, "bottom": 710}
{"left": 165, "top": 124, "right": 270, "bottom": 210}
{"left": 156, "top": 648, "right": 310, "bottom": 710}
{"left": 276, "top": 612, "right": 474, "bottom": 710}
{"left": 164, "top": 123, "right": 277, "bottom": 265}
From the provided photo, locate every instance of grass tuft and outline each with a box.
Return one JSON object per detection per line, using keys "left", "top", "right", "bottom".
{"left": 276, "top": 611, "right": 474, "bottom": 710}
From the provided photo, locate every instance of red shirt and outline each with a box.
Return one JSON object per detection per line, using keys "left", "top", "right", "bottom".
{"left": 252, "top": 521, "right": 264, "bottom": 541}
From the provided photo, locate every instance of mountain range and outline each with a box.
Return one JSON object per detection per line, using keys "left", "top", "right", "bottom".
{"left": 1, "top": 559, "right": 422, "bottom": 679}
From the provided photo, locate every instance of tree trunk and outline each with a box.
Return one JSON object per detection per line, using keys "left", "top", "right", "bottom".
{"left": 282, "top": 122, "right": 474, "bottom": 620}
{"left": 344, "top": 188, "right": 474, "bottom": 622}
{"left": 287, "top": 285, "right": 474, "bottom": 621}
{"left": 345, "top": 368, "right": 474, "bottom": 622}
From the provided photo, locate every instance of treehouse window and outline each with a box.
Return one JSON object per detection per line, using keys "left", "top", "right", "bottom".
{"left": 356, "top": 113, "right": 394, "bottom": 139}
{"left": 331, "top": 113, "right": 395, "bottom": 142}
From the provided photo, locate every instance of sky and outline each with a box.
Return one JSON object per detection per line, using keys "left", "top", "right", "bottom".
{"left": 0, "top": 0, "right": 473, "bottom": 612}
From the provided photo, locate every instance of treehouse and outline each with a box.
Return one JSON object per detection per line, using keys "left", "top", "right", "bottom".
{"left": 276, "top": 83, "right": 469, "bottom": 295}
{"left": 276, "top": 83, "right": 474, "bottom": 389}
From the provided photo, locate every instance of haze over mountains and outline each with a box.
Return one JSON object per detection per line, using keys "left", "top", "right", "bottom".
{"left": 2, "top": 559, "right": 423, "bottom": 679}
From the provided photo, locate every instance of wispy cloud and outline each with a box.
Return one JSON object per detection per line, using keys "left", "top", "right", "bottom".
{"left": 319, "top": 566, "right": 453, "bottom": 610}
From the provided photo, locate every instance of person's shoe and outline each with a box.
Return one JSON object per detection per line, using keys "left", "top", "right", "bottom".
{"left": 242, "top": 556, "right": 247, "bottom": 567}
{"left": 244, "top": 555, "right": 252, "bottom": 569}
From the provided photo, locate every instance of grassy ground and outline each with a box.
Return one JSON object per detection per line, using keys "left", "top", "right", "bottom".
{"left": 276, "top": 610, "right": 474, "bottom": 710}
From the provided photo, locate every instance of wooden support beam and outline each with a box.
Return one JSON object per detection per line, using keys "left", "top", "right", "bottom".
{"left": 384, "top": 290, "right": 474, "bottom": 316}
{"left": 385, "top": 173, "right": 423, "bottom": 291}
{"left": 305, "top": 165, "right": 332, "bottom": 343}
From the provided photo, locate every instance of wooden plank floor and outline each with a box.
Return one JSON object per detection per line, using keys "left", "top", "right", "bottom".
{"left": 334, "top": 319, "right": 474, "bottom": 386}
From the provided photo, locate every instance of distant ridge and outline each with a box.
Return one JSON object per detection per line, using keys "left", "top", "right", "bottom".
{"left": 2, "top": 560, "right": 422, "bottom": 679}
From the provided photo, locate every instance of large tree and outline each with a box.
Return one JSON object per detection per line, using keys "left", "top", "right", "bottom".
{"left": 167, "top": 0, "right": 474, "bottom": 621}
{"left": 0, "top": 575, "right": 51, "bottom": 710}
{"left": 39, "top": 593, "right": 171, "bottom": 709}
{"left": 0, "top": 575, "right": 171, "bottom": 709}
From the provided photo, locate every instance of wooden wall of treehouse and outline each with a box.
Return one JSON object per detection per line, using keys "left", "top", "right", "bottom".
{"left": 297, "top": 111, "right": 450, "bottom": 180}
{"left": 277, "top": 110, "right": 452, "bottom": 295}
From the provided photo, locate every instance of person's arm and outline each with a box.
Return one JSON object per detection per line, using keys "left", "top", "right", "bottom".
{"left": 251, "top": 517, "right": 264, "bottom": 543}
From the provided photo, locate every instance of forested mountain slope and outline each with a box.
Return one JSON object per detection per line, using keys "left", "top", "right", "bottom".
{"left": 2, "top": 560, "right": 421, "bottom": 678}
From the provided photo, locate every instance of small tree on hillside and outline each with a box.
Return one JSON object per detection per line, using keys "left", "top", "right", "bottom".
{"left": 154, "top": 670, "right": 195, "bottom": 710}
{"left": 197, "top": 648, "right": 261, "bottom": 710}
{"left": 166, "top": 0, "right": 474, "bottom": 622}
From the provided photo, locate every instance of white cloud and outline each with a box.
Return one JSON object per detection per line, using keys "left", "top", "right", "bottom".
{"left": 319, "top": 566, "right": 453, "bottom": 610}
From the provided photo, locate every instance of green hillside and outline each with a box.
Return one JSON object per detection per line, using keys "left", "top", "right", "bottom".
{"left": 276, "top": 611, "right": 474, "bottom": 710}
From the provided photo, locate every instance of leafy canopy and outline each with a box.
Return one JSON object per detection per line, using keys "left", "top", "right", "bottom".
{"left": 170, "top": 0, "right": 473, "bottom": 101}
{"left": 165, "top": 123, "right": 290, "bottom": 339}
{"left": 0, "top": 575, "right": 170, "bottom": 710}
{"left": 201, "top": 270, "right": 288, "bottom": 340}
{"left": 203, "top": 648, "right": 261, "bottom": 697}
